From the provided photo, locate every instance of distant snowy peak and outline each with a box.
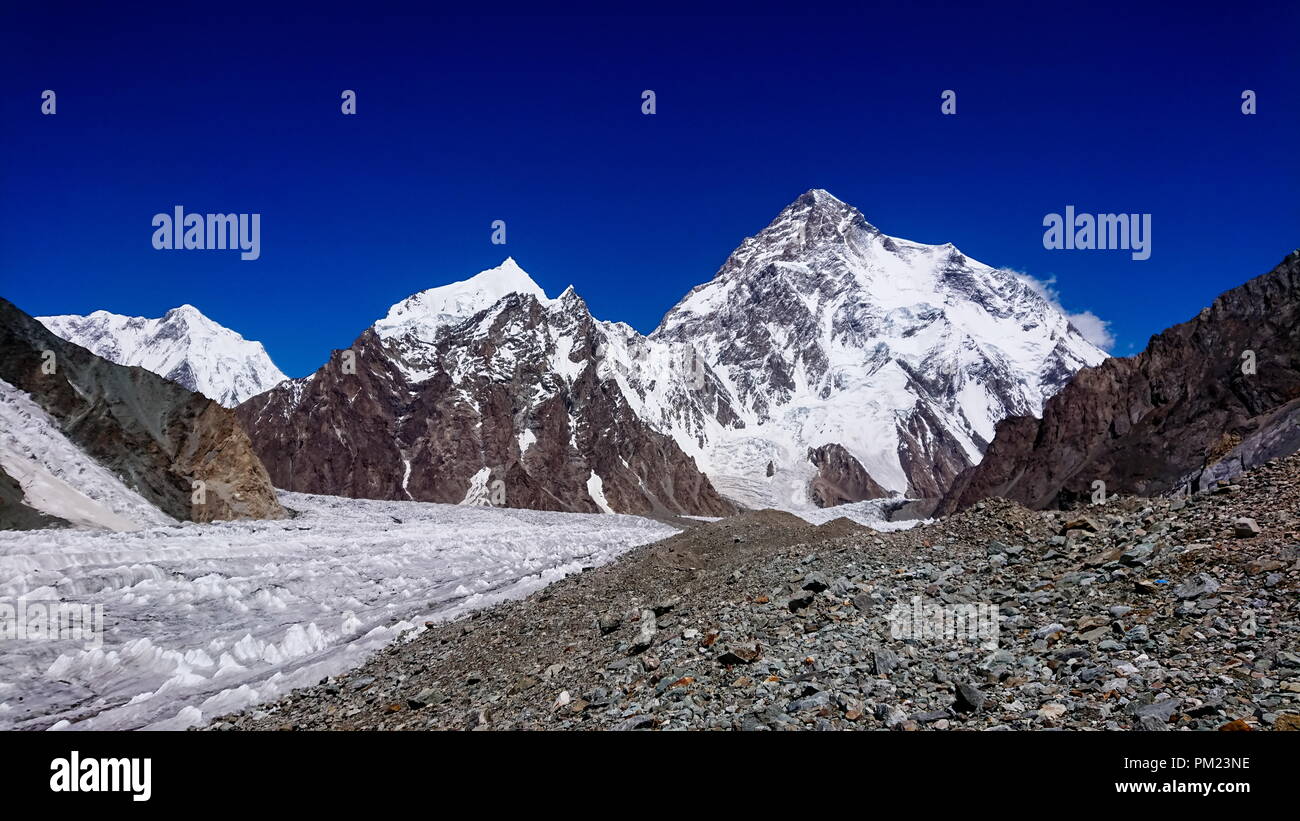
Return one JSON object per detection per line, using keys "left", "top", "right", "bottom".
{"left": 38, "top": 305, "right": 287, "bottom": 407}
{"left": 374, "top": 257, "right": 552, "bottom": 342}
{"left": 664, "top": 188, "right": 1077, "bottom": 339}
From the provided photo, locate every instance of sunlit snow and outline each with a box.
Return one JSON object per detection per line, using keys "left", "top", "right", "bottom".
{"left": 0, "top": 491, "right": 674, "bottom": 731}
{"left": 37, "top": 305, "right": 288, "bottom": 407}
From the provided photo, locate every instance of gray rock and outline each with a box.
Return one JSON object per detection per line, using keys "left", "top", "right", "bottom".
{"left": 408, "top": 688, "right": 442, "bottom": 709}
{"left": 613, "top": 714, "right": 656, "bottom": 731}
{"left": 1138, "top": 714, "right": 1169, "bottom": 731}
{"left": 802, "top": 572, "right": 831, "bottom": 593}
{"left": 1124, "top": 624, "right": 1150, "bottom": 642}
{"left": 716, "top": 642, "right": 761, "bottom": 665}
{"left": 787, "top": 691, "right": 832, "bottom": 713}
{"left": 872, "top": 648, "right": 900, "bottom": 676}
{"left": 954, "top": 682, "right": 986, "bottom": 713}
{"left": 628, "top": 609, "right": 657, "bottom": 654}
{"left": 1120, "top": 544, "right": 1154, "bottom": 566}
{"left": 1175, "top": 573, "right": 1220, "bottom": 600}
{"left": 1033, "top": 622, "right": 1067, "bottom": 640}
{"left": 1132, "top": 698, "right": 1181, "bottom": 722}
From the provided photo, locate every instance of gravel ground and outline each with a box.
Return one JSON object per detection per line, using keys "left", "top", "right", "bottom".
{"left": 208, "top": 455, "right": 1300, "bottom": 731}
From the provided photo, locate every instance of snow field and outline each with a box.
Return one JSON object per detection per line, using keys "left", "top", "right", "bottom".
{"left": 0, "top": 491, "right": 674, "bottom": 730}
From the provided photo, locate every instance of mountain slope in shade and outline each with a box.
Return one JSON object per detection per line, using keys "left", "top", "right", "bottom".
{"left": 940, "top": 251, "right": 1300, "bottom": 513}
{"left": 646, "top": 189, "right": 1107, "bottom": 507}
{"left": 1, "top": 376, "right": 177, "bottom": 530}
{"left": 38, "top": 305, "right": 288, "bottom": 407}
{"left": 236, "top": 264, "right": 736, "bottom": 517}
{"left": 0, "top": 298, "right": 285, "bottom": 524}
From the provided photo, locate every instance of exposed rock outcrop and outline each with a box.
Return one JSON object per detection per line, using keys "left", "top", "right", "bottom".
{"left": 807, "top": 443, "right": 890, "bottom": 507}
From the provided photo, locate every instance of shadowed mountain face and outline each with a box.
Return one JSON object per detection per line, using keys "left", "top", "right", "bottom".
{"left": 235, "top": 279, "right": 736, "bottom": 517}
{"left": 940, "top": 251, "right": 1300, "bottom": 513}
{"left": 0, "top": 298, "right": 285, "bottom": 523}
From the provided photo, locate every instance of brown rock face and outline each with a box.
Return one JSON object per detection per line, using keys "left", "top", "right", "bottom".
{"left": 236, "top": 290, "right": 736, "bottom": 516}
{"left": 894, "top": 399, "right": 979, "bottom": 499}
{"left": 807, "top": 443, "right": 890, "bottom": 507}
{"left": 940, "top": 251, "right": 1300, "bottom": 513}
{"left": 0, "top": 298, "right": 285, "bottom": 523}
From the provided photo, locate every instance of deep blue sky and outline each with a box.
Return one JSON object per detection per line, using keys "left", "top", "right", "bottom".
{"left": 3, "top": 2, "right": 1297, "bottom": 377}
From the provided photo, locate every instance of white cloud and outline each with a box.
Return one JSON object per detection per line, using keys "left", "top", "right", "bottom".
{"left": 1009, "top": 271, "right": 1115, "bottom": 351}
{"left": 1063, "top": 310, "right": 1114, "bottom": 351}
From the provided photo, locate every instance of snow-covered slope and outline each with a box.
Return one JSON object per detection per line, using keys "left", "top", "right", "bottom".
{"left": 642, "top": 189, "right": 1107, "bottom": 506}
{"left": 0, "top": 491, "right": 673, "bottom": 730}
{"left": 374, "top": 257, "right": 550, "bottom": 344}
{"left": 38, "top": 305, "right": 287, "bottom": 407}
{"left": 0, "top": 378, "right": 176, "bottom": 530}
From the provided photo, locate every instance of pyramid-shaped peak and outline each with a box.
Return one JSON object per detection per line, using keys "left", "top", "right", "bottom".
{"left": 799, "top": 188, "right": 846, "bottom": 205}
{"left": 162, "top": 304, "right": 220, "bottom": 328}
{"left": 553, "top": 283, "right": 591, "bottom": 312}
{"left": 781, "top": 188, "right": 871, "bottom": 225}
{"left": 165, "top": 303, "right": 204, "bottom": 319}
{"left": 375, "top": 258, "right": 550, "bottom": 340}
{"left": 474, "top": 257, "right": 542, "bottom": 293}
{"left": 789, "top": 188, "right": 860, "bottom": 214}
{"left": 750, "top": 188, "right": 879, "bottom": 245}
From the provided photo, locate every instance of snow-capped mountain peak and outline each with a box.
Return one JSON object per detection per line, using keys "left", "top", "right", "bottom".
{"left": 37, "top": 306, "right": 287, "bottom": 407}
{"left": 648, "top": 189, "right": 1108, "bottom": 507}
{"left": 163, "top": 303, "right": 210, "bottom": 323}
{"left": 374, "top": 257, "right": 550, "bottom": 342}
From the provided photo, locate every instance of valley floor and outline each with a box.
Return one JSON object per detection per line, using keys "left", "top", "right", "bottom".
{"left": 0, "top": 493, "right": 674, "bottom": 730}
{"left": 211, "top": 456, "right": 1300, "bottom": 731}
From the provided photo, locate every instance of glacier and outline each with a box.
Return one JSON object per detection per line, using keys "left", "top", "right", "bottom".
{"left": 0, "top": 492, "right": 675, "bottom": 731}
